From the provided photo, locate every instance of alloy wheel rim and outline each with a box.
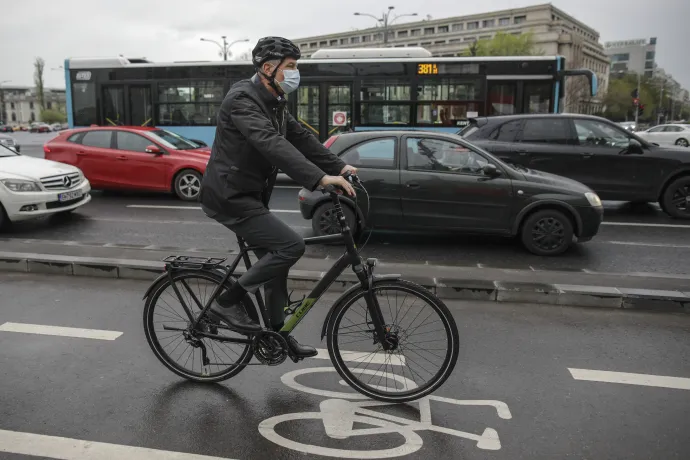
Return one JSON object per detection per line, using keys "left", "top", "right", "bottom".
{"left": 532, "top": 217, "right": 565, "bottom": 251}
{"left": 179, "top": 175, "right": 201, "bottom": 198}
{"left": 319, "top": 208, "right": 341, "bottom": 234}
{"left": 671, "top": 184, "right": 690, "bottom": 214}
{"left": 678, "top": 139, "right": 689, "bottom": 147}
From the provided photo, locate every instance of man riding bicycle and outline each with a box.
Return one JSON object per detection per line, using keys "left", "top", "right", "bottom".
{"left": 199, "top": 36, "right": 356, "bottom": 358}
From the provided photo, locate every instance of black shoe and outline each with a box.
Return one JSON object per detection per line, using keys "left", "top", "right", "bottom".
{"left": 286, "top": 336, "right": 318, "bottom": 358}
{"left": 208, "top": 302, "right": 261, "bottom": 333}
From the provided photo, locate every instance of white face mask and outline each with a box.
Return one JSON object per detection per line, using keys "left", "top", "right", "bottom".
{"left": 277, "top": 69, "right": 300, "bottom": 94}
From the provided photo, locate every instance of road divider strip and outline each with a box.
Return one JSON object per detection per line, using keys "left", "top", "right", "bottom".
{"left": 568, "top": 368, "right": 690, "bottom": 391}
{"left": 0, "top": 428, "right": 236, "bottom": 460}
{"left": 126, "top": 205, "right": 301, "bottom": 213}
{"left": 0, "top": 251, "right": 687, "bottom": 313}
{"left": 0, "top": 322, "right": 123, "bottom": 340}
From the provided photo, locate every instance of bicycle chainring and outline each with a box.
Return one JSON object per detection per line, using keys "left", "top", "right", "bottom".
{"left": 252, "top": 331, "right": 288, "bottom": 366}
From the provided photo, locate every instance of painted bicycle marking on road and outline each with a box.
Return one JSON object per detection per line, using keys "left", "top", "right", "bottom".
{"left": 258, "top": 367, "right": 512, "bottom": 458}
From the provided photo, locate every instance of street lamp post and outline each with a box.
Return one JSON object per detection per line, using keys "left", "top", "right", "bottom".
{"left": 200, "top": 36, "right": 250, "bottom": 61}
{"left": 354, "top": 6, "right": 418, "bottom": 45}
{"left": 0, "top": 80, "right": 10, "bottom": 125}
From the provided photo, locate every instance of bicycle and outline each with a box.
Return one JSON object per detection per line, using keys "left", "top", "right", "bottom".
{"left": 142, "top": 174, "right": 460, "bottom": 403}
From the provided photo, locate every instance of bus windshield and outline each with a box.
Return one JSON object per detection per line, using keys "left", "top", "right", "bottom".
{"left": 146, "top": 129, "right": 199, "bottom": 150}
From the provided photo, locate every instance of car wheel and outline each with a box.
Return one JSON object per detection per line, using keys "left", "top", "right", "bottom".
{"left": 661, "top": 176, "right": 690, "bottom": 219}
{"left": 311, "top": 202, "right": 357, "bottom": 237}
{"left": 520, "top": 209, "right": 574, "bottom": 256}
{"left": 675, "top": 138, "right": 689, "bottom": 147}
{"left": 173, "top": 169, "right": 202, "bottom": 201}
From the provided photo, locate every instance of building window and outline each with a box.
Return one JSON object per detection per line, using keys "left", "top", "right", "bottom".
{"left": 479, "top": 35, "right": 492, "bottom": 40}
{"left": 411, "top": 29, "right": 421, "bottom": 36}
{"left": 373, "top": 33, "right": 383, "bottom": 41}
{"left": 645, "top": 51, "right": 655, "bottom": 60}
{"left": 424, "top": 27, "right": 435, "bottom": 35}
{"left": 319, "top": 41, "right": 327, "bottom": 46}
{"left": 351, "top": 37, "right": 360, "bottom": 44}
{"left": 650, "top": 37, "right": 657, "bottom": 45}
{"left": 362, "top": 35, "right": 370, "bottom": 42}
{"left": 464, "top": 37, "right": 476, "bottom": 42}
{"left": 499, "top": 17, "right": 510, "bottom": 26}
{"left": 611, "top": 53, "right": 630, "bottom": 62}
{"left": 645, "top": 61, "right": 655, "bottom": 69}
{"left": 483, "top": 19, "right": 495, "bottom": 28}
{"left": 330, "top": 39, "right": 338, "bottom": 46}
{"left": 11, "top": 113, "right": 16, "bottom": 122}
{"left": 10, "top": 102, "right": 14, "bottom": 109}
{"left": 421, "top": 42, "right": 432, "bottom": 46}
{"left": 467, "top": 21, "right": 478, "bottom": 30}
{"left": 47, "top": 102, "right": 52, "bottom": 109}
{"left": 452, "top": 24, "right": 463, "bottom": 31}
{"left": 398, "top": 30, "right": 408, "bottom": 38}
{"left": 514, "top": 15, "right": 526, "bottom": 24}
{"left": 30, "top": 112, "right": 36, "bottom": 122}
{"left": 340, "top": 38, "right": 348, "bottom": 45}
{"left": 310, "top": 42, "right": 317, "bottom": 48}
{"left": 29, "top": 102, "right": 34, "bottom": 109}
{"left": 449, "top": 38, "right": 462, "bottom": 43}
{"left": 438, "top": 25, "right": 449, "bottom": 33}
{"left": 511, "top": 31, "right": 521, "bottom": 36}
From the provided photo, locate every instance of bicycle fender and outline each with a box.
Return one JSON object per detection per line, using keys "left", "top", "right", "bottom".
{"left": 320, "top": 274, "right": 402, "bottom": 340}
{"left": 142, "top": 272, "right": 170, "bottom": 300}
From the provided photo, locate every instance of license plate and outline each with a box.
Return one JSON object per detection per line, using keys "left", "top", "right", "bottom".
{"left": 58, "top": 190, "right": 83, "bottom": 202}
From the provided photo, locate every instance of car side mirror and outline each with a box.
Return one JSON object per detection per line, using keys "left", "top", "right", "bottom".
{"left": 145, "top": 145, "right": 163, "bottom": 155}
{"left": 482, "top": 163, "right": 500, "bottom": 177}
{"left": 626, "top": 139, "right": 644, "bottom": 155}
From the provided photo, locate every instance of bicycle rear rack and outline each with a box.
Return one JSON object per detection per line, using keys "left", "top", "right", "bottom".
{"left": 163, "top": 255, "right": 227, "bottom": 270}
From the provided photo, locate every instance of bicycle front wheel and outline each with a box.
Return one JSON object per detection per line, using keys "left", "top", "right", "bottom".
{"left": 326, "top": 280, "right": 459, "bottom": 403}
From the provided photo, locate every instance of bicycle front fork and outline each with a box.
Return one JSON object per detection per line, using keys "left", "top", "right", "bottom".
{"left": 355, "top": 259, "right": 393, "bottom": 352}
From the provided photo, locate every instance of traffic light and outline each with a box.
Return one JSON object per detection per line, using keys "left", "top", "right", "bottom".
{"left": 631, "top": 88, "right": 639, "bottom": 98}
{"left": 638, "top": 104, "right": 645, "bottom": 117}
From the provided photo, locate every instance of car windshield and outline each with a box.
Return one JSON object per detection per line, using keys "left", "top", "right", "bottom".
{"left": 0, "top": 143, "right": 19, "bottom": 157}
{"left": 145, "top": 129, "right": 198, "bottom": 150}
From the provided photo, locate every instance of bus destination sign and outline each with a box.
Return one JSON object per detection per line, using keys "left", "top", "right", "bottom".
{"left": 417, "top": 63, "right": 439, "bottom": 75}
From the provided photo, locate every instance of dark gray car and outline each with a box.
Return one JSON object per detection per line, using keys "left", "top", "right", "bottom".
{"left": 298, "top": 131, "right": 604, "bottom": 256}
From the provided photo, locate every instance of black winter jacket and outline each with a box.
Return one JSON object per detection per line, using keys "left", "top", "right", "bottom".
{"left": 199, "top": 75, "right": 346, "bottom": 217}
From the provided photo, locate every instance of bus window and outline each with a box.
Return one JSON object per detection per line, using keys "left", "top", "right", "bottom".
{"left": 72, "top": 82, "right": 97, "bottom": 126}
{"left": 327, "top": 84, "right": 351, "bottom": 137}
{"left": 360, "top": 79, "right": 411, "bottom": 126}
{"left": 523, "top": 82, "right": 552, "bottom": 114}
{"left": 416, "top": 78, "right": 481, "bottom": 126}
{"left": 487, "top": 82, "right": 517, "bottom": 115}
{"left": 297, "top": 84, "right": 320, "bottom": 136}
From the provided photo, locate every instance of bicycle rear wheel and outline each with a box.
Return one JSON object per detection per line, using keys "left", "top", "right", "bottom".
{"left": 143, "top": 270, "right": 254, "bottom": 383}
{"left": 326, "top": 279, "right": 459, "bottom": 403}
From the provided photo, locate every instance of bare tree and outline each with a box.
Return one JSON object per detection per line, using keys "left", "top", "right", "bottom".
{"left": 34, "top": 57, "right": 46, "bottom": 111}
{"left": 563, "top": 42, "right": 590, "bottom": 113}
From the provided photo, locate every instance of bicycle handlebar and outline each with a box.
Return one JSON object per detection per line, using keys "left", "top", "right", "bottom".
{"left": 321, "top": 172, "right": 361, "bottom": 196}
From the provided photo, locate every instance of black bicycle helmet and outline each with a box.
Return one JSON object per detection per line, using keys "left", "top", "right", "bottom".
{"left": 252, "top": 36, "right": 301, "bottom": 68}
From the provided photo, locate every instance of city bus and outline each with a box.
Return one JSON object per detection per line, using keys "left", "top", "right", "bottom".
{"left": 64, "top": 48, "right": 596, "bottom": 146}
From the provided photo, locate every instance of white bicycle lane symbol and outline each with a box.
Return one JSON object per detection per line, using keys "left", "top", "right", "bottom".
{"left": 259, "top": 367, "right": 512, "bottom": 459}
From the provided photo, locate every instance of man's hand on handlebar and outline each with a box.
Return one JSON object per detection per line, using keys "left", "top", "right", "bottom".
{"left": 340, "top": 165, "right": 358, "bottom": 176}
{"left": 319, "top": 174, "right": 356, "bottom": 196}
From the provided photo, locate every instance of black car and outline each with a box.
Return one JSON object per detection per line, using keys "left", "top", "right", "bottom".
{"left": 0, "top": 125, "right": 14, "bottom": 133}
{"left": 460, "top": 114, "right": 690, "bottom": 219}
{"left": 298, "top": 131, "right": 604, "bottom": 256}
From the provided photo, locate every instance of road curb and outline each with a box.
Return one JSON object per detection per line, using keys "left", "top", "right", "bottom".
{"left": 0, "top": 252, "right": 688, "bottom": 313}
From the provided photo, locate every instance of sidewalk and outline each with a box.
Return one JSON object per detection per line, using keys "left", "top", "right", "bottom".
{"left": 0, "top": 239, "right": 688, "bottom": 312}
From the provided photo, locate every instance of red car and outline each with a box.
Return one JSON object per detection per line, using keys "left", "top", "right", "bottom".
{"left": 44, "top": 126, "right": 211, "bottom": 201}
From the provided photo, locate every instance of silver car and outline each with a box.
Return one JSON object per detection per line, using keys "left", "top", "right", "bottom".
{"left": 0, "top": 133, "right": 20, "bottom": 152}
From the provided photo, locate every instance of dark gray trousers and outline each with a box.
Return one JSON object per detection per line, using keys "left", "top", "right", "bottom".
{"left": 203, "top": 206, "right": 305, "bottom": 327}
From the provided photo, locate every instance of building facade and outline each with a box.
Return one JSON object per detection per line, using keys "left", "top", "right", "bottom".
{"left": 293, "top": 3, "right": 610, "bottom": 113}
{"left": 0, "top": 86, "right": 66, "bottom": 126}
{"left": 604, "top": 38, "right": 657, "bottom": 78}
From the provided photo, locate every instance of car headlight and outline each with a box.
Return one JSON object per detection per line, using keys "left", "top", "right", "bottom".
{"left": 1, "top": 179, "right": 42, "bottom": 192}
{"left": 585, "top": 192, "right": 602, "bottom": 207}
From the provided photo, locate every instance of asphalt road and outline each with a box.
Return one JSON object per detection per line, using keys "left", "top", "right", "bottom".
{"left": 6, "top": 131, "right": 690, "bottom": 274}
{"left": 1, "top": 273, "right": 688, "bottom": 460}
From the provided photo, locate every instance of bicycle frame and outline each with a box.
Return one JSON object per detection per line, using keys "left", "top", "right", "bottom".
{"left": 161, "top": 188, "right": 393, "bottom": 351}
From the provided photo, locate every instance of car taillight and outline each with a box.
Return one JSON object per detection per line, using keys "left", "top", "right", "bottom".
{"left": 324, "top": 135, "right": 340, "bottom": 149}
{"left": 43, "top": 145, "right": 51, "bottom": 154}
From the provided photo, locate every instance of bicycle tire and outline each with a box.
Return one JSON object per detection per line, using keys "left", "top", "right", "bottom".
{"left": 326, "top": 279, "right": 459, "bottom": 403}
{"left": 143, "top": 269, "right": 254, "bottom": 383}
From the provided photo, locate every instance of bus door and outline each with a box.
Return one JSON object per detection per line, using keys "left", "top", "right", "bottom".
{"left": 293, "top": 82, "right": 352, "bottom": 143}
{"left": 100, "top": 84, "right": 153, "bottom": 127}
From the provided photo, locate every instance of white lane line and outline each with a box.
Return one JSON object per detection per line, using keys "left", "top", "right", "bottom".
{"left": 569, "top": 368, "right": 690, "bottom": 391}
{"left": 126, "top": 205, "right": 300, "bottom": 213}
{"left": 602, "top": 221, "right": 690, "bottom": 229}
{"left": 0, "top": 428, "right": 236, "bottom": 460}
{"left": 0, "top": 322, "right": 122, "bottom": 341}
{"left": 314, "top": 348, "right": 406, "bottom": 366}
{"left": 606, "top": 241, "right": 690, "bottom": 249}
